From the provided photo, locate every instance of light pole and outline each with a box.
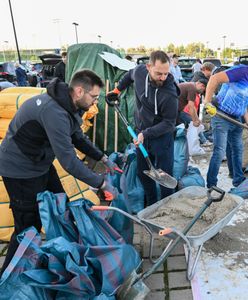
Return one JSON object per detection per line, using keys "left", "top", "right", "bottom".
{"left": 8, "top": 0, "right": 21, "bottom": 64}
{"left": 206, "top": 41, "right": 209, "bottom": 57}
{"left": 222, "top": 35, "right": 227, "bottom": 62}
{"left": 97, "top": 35, "right": 102, "bottom": 43}
{"left": 72, "top": 22, "right": 79, "bottom": 44}
{"left": 110, "top": 40, "right": 113, "bottom": 48}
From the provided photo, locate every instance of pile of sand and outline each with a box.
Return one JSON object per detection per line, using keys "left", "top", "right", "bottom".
{"left": 147, "top": 193, "right": 237, "bottom": 236}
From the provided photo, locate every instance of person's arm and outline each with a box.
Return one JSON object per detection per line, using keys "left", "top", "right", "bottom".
{"left": 204, "top": 72, "right": 229, "bottom": 103}
{"left": 117, "top": 68, "right": 135, "bottom": 91}
{"left": 71, "top": 129, "right": 103, "bottom": 161}
{"left": 40, "top": 107, "right": 103, "bottom": 188}
{"left": 188, "top": 101, "right": 200, "bottom": 126}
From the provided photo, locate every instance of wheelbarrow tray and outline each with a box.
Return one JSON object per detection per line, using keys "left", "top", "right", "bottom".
{"left": 137, "top": 186, "right": 244, "bottom": 248}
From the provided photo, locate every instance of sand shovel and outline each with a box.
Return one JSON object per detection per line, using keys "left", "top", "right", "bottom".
{"left": 114, "top": 104, "right": 177, "bottom": 189}
{"left": 215, "top": 110, "right": 248, "bottom": 130}
{"left": 116, "top": 186, "right": 225, "bottom": 299}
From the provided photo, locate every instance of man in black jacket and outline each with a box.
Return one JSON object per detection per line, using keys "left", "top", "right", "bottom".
{"left": 54, "top": 51, "right": 67, "bottom": 82}
{"left": 0, "top": 69, "right": 116, "bottom": 275}
{"left": 107, "top": 51, "right": 180, "bottom": 206}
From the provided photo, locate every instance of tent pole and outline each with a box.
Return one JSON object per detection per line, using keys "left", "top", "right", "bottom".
{"left": 104, "top": 80, "right": 109, "bottom": 152}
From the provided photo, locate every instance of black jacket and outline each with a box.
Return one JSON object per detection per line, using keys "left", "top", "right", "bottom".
{"left": 0, "top": 78, "right": 104, "bottom": 187}
{"left": 117, "top": 64, "right": 180, "bottom": 139}
{"left": 54, "top": 61, "right": 66, "bottom": 82}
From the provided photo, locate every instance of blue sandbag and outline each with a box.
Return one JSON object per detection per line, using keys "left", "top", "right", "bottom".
{"left": 178, "top": 166, "right": 205, "bottom": 190}
{"left": 229, "top": 178, "right": 248, "bottom": 199}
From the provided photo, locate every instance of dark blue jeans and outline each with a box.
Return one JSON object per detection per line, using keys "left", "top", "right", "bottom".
{"left": 136, "top": 132, "right": 175, "bottom": 207}
{"left": 207, "top": 115, "right": 245, "bottom": 188}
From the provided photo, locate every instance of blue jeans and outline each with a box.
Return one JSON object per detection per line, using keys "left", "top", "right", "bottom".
{"left": 136, "top": 132, "right": 174, "bottom": 206}
{"left": 207, "top": 115, "right": 245, "bottom": 188}
{"left": 179, "top": 111, "right": 207, "bottom": 144}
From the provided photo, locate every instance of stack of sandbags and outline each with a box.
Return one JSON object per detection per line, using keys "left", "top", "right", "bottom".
{"left": 0, "top": 88, "right": 100, "bottom": 241}
{"left": 0, "top": 87, "right": 46, "bottom": 138}
{"left": 0, "top": 176, "right": 14, "bottom": 241}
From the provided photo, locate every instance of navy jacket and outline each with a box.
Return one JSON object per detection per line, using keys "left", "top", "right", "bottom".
{"left": 117, "top": 64, "right": 179, "bottom": 139}
{"left": 0, "top": 78, "right": 104, "bottom": 188}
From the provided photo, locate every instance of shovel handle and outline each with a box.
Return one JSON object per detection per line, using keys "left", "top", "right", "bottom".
{"left": 127, "top": 126, "right": 148, "bottom": 158}
{"left": 206, "top": 186, "right": 225, "bottom": 206}
{"left": 91, "top": 206, "right": 109, "bottom": 211}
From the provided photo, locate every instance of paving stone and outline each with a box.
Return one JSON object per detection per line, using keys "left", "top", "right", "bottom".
{"left": 145, "top": 291, "right": 166, "bottom": 300}
{"left": 142, "top": 258, "right": 164, "bottom": 272}
{"left": 167, "top": 256, "right": 187, "bottom": 271}
{"left": 144, "top": 273, "right": 165, "bottom": 290}
{"left": 133, "top": 233, "right": 141, "bottom": 245}
{"left": 169, "top": 243, "right": 185, "bottom": 255}
{"left": 170, "top": 289, "right": 193, "bottom": 300}
{"left": 168, "top": 271, "right": 191, "bottom": 289}
{"left": 0, "top": 244, "right": 8, "bottom": 254}
{"left": 0, "top": 256, "right": 5, "bottom": 268}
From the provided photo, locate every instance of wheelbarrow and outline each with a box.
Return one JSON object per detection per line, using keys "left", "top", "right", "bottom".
{"left": 92, "top": 186, "right": 243, "bottom": 299}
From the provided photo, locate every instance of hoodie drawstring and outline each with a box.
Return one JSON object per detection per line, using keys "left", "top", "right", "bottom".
{"left": 145, "top": 73, "right": 158, "bottom": 115}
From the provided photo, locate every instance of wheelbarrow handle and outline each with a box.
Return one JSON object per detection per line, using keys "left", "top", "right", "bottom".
{"left": 206, "top": 186, "right": 225, "bottom": 206}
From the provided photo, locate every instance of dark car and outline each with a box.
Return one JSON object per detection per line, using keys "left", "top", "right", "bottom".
{"left": 136, "top": 56, "right": 150, "bottom": 65}
{"left": 178, "top": 57, "right": 197, "bottom": 81}
{"left": 0, "top": 62, "right": 16, "bottom": 82}
{"left": 39, "top": 54, "right": 62, "bottom": 87}
{"left": 202, "top": 58, "right": 222, "bottom": 68}
{"left": 239, "top": 56, "right": 248, "bottom": 65}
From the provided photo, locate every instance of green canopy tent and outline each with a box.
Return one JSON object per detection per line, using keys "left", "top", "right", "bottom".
{"left": 66, "top": 43, "right": 135, "bottom": 154}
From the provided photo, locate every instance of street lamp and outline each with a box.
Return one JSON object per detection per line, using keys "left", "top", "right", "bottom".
{"left": 110, "top": 40, "right": 113, "bottom": 48}
{"left": 72, "top": 22, "right": 79, "bottom": 44}
{"left": 97, "top": 35, "right": 102, "bottom": 43}
{"left": 222, "top": 35, "right": 227, "bottom": 62}
{"left": 8, "top": 0, "right": 21, "bottom": 64}
{"left": 206, "top": 41, "right": 209, "bottom": 57}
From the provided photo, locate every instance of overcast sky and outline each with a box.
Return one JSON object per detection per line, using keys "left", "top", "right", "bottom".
{"left": 0, "top": 0, "right": 247, "bottom": 51}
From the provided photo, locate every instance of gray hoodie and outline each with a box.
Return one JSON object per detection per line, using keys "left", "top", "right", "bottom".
{"left": 0, "top": 78, "right": 104, "bottom": 188}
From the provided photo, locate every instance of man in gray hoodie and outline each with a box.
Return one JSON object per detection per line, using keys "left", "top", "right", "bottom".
{"left": 106, "top": 51, "right": 180, "bottom": 206}
{"left": 0, "top": 69, "right": 116, "bottom": 274}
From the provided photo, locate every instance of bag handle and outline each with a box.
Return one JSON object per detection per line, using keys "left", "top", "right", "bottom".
{"left": 1, "top": 227, "right": 38, "bottom": 281}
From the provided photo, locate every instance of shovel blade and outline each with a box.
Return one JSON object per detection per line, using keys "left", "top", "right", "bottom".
{"left": 117, "top": 277, "right": 150, "bottom": 300}
{"left": 143, "top": 169, "right": 177, "bottom": 189}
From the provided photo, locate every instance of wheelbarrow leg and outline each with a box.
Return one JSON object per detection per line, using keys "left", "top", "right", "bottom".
{"left": 186, "top": 244, "right": 204, "bottom": 280}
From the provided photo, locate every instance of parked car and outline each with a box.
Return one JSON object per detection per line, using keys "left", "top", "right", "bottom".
{"left": 178, "top": 57, "right": 197, "bottom": 81}
{"left": 238, "top": 55, "right": 248, "bottom": 65}
{"left": 202, "top": 58, "right": 222, "bottom": 68}
{"left": 0, "top": 62, "right": 16, "bottom": 82}
{"left": 39, "top": 54, "right": 62, "bottom": 87}
{"left": 136, "top": 56, "right": 150, "bottom": 65}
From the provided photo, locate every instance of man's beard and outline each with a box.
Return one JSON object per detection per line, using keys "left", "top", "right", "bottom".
{"left": 151, "top": 78, "right": 164, "bottom": 87}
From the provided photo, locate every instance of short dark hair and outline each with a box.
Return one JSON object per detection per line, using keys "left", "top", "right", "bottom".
{"left": 61, "top": 51, "right": 67, "bottom": 57}
{"left": 172, "top": 54, "right": 179, "bottom": 59}
{"left": 69, "top": 69, "right": 104, "bottom": 91}
{"left": 198, "top": 78, "right": 208, "bottom": 87}
{"left": 149, "top": 50, "right": 170, "bottom": 64}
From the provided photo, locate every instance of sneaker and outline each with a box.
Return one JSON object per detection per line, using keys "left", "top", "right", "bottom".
{"left": 202, "top": 140, "right": 213, "bottom": 147}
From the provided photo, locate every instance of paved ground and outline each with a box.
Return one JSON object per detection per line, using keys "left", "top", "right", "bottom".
{"left": 133, "top": 224, "right": 193, "bottom": 300}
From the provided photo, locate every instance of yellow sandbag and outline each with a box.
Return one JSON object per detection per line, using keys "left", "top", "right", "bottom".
{"left": 0, "top": 119, "right": 11, "bottom": 138}
{"left": 1, "top": 87, "right": 46, "bottom": 94}
{"left": 70, "top": 191, "right": 100, "bottom": 205}
{"left": 0, "top": 203, "right": 14, "bottom": 242}
{"left": 0, "top": 93, "right": 41, "bottom": 119}
{"left": 60, "top": 175, "right": 88, "bottom": 198}
{"left": 53, "top": 159, "right": 68, "bottom": 178}
{"left": 0, "top": 179, "right": 9, "bottom": 202}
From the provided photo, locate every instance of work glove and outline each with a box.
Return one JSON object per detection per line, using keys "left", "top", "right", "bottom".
{"left": 106, "top": 88, "right": 121, "bottom": 107}
{"left": 101, "top": 154, "right": 122, "bottom": 175}
{"left": 205, "top": 103, "right": 217, "bottom": 117}
{"left": 97, "top": 177, "right": 118, "bottom": 201}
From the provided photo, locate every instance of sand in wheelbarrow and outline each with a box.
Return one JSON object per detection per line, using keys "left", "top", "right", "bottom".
{"left": 147, "top": 193, "right": 237, "bottom": 236}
